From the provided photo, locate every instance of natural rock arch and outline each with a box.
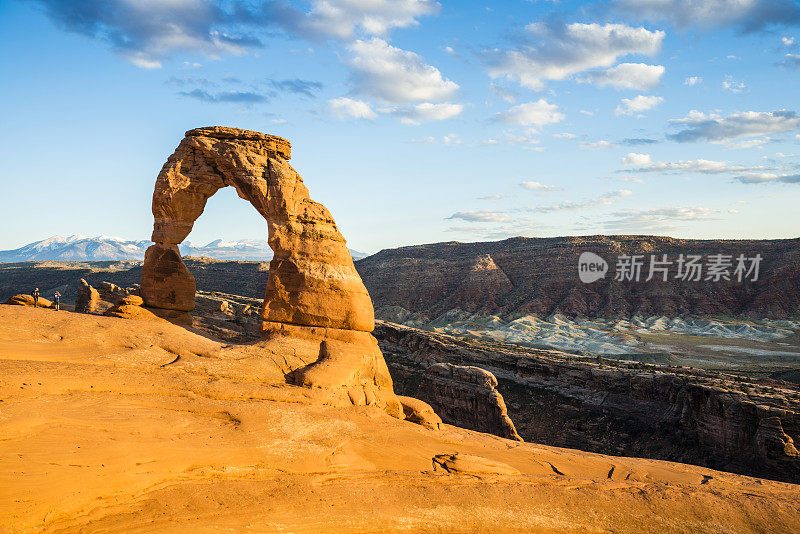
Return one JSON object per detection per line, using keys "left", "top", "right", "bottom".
{"left": 141, "top": 127, "right": 400, "bottom": 415}
{"left": 141, "top": 126, "right": 373, "bottom": 332}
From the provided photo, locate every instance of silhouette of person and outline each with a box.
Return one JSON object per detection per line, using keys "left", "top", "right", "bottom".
{"left": 53, "top": 291, "right": 61, "bottom": 311}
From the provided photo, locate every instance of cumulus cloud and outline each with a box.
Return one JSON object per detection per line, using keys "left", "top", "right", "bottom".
{"left": 783, "top": 36, "right": 796, "bottom": 46}
{"left": 30, "top": 0, "right": 262, "bottom": 68}
{"left": 289, "top": 0, "right": 440, "bottom": 39}
{"left": 527, "top": 190, "right": 633, "bottom": 213}
{"left": 346, "top": 38, "right": 459, "bottom": 103}
{"left": 446, "top": 210, "right": 512, "bottom": 222}
{"left": 613, "top": 0, "right": 800, "bottom": 32}
{"left": 684, "top": 76, "right": 702, "bottom": 86}
{"left": 603, "top": 206, "right": 719, "bottom": 232}
{"left": 382, "top": 102, "right": 463, "bottom": 125}
{"left": 621, "top": 152, "right": 763, "bottom": 174}
{"left": 233, "top": 0, "right": 440, "bottom": 41}
{"left": 484, "top": 22, "right": 664, "bottom": 90}
{"left": 328, "top": 97, "right": 377, "bottom": 119}
{"left": 581, "top": 63, "right": 665, "bottom": 90}
{"left": 615, "top": 95, "right": 664, "bottom": 115}
{"left": 495, "top": 100, "right": 564, "bottom": 127}
{"left": 553, "top": 132, "right": 577, "bottom": 139}
{"left": 722, "top": 76, "right": 746, "bottom": 93}
{"left": 668, "top": 110, "right": 800, "bottom": 142}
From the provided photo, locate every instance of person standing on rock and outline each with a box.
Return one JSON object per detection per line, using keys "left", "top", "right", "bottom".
{"left": 53, "top": 291, "right": 61, "bottom": 311}
{"left": 32, "top": 288, "right": 39, "bottom": 308}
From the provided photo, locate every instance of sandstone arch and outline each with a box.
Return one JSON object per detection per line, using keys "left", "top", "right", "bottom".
{"left": 141, "top": 126, "right": 373, "bottom": 331}
{"left": 141, "top": 127, "right": 399, "bottom": 415}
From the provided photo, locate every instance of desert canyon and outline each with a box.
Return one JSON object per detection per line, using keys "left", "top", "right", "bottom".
{"left": 2, "top": 128, "right": 800, "bottom": 533}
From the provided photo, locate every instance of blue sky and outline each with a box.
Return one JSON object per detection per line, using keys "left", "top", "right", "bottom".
{"left": 1, "top": 0, "right": 799, "bottom": 254}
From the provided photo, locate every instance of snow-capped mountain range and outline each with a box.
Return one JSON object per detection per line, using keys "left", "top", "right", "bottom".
{"left": 0, "top": 235, "right": 368, "bottom": 262}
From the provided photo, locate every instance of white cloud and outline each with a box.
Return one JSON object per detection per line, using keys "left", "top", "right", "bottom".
{"left": 668, "top": 110, "right": 800, "bottom": 142}
{"left": 446, "top": 210, "right": 512, "bottom": 222}
{"left": 723, "top": 138, "right": 768, "bottom": 150}
{"left": 485, "top": 22, "right": 664, "bottom": 90}
{"left": 615, "top": 94, "right": 664, "bottom": 115}
{"left": 553, "top": 132, "right": 577, "bottom": 139}
{"left": 621, "top": 153, "right": 764, "bottom": 174}
{"left": 580, "top": 110, "right": 595, "bottom": 116}
{"left": 782, "top": 36, "right": 796, "bottom": 46}
{"left": 30, "top": 0, "right": 259, "bottom": 68}
{"left": 581, "top": 140, "right": 617, "bottom": 150}
{"left": 622, "top": 152, "right": 653, "bottom": 166}
{"left": 300, "top": 0, "right": 441, "bottom": 39}
{"left": 613, "top": 0, "right": 800, "bottom": 32}
{"left": 383, "top": 102, "right": 463, "bottom": 124}
{"left": 496, "top": 100, "right": 564, "bottom": 127}
{"left": 520, "top": 181, "right": 559, "bottom": 191}
{"left": 603, "top": 206, "right": 719, "bottom": 232}
{"left": 684, "top": 76, "right": 702, "bottom": 86}
{"left": 327, "top": 97, "right": 377, "bottom": 119}
{"left": 733, "top": 172, "right": 800, "bottom": 184}
{"left": 443, "top": 133, "right": 462, "bottom": 146}
{"left": 527, "top": 190, "right": 633, "bottom": 213}
{"left": 722, "top": 76, "right": 746, "bottom": 93}
{"left": 347, "top": 38, "right": 459, "bottom": 103}
{"left": 581, "top": 62, "right": 665, "bottom": 90}
{"left": 409, "top": 136, "right": 436, "bottom": 144}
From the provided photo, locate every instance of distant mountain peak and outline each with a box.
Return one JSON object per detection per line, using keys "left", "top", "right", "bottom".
{"left": 0, "top": 236, "right": 367, "bottom": 262}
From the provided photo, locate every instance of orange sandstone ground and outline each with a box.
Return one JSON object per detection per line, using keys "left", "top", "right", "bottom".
{"left": 1, "top": 305, "right": 799, "bottom": 533}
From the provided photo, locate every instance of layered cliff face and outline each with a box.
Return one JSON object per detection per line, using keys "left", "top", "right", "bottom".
{"left": 375, "top": 321, "right": 800, "bottom": 483}
{"left": 356, "top": 236, "right": 800, "bottom": 320}
{"left": 412, "top": 362, "right": 522, "bottom": 441}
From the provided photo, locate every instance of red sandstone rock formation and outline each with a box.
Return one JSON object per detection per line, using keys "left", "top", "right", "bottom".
{"left": 141, "top": 127, "right": 399, "bottom": 416}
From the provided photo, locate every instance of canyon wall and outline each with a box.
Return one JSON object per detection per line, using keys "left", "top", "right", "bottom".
{"left": 375, "top": 321, "right": 800, "bottom": 483}
{"left": 357, "top": 236, "right": 800, "bottom": 320}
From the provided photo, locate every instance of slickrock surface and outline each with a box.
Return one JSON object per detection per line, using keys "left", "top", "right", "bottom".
{"left": 2, "top": 306, "right": 799, "bottom": 533}
{"left": 376, "top": 321, "right": 800, "bottom": 483}
{"left": 139, "top": 127, "right": 396, "bottom": 414}
{"left": 357, "top": 235, "right": 800, "bottom": 319}
{"left": 4, "top": 294, "right": 53, "bottom": 308}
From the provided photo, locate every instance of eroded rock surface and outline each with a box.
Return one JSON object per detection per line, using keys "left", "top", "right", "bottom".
{"left": 75, "top": 279, "right": 101, "bottom": 314}
{"left": 416, "top": 363, "right": 522, "bottom": 441}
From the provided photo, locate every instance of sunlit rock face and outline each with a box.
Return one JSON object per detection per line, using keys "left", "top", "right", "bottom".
{"left": 142, "top": 126, "right": 374, "bottom": 332}
{"left": 141, "top": 127, "right": 399, "bottom": 416}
